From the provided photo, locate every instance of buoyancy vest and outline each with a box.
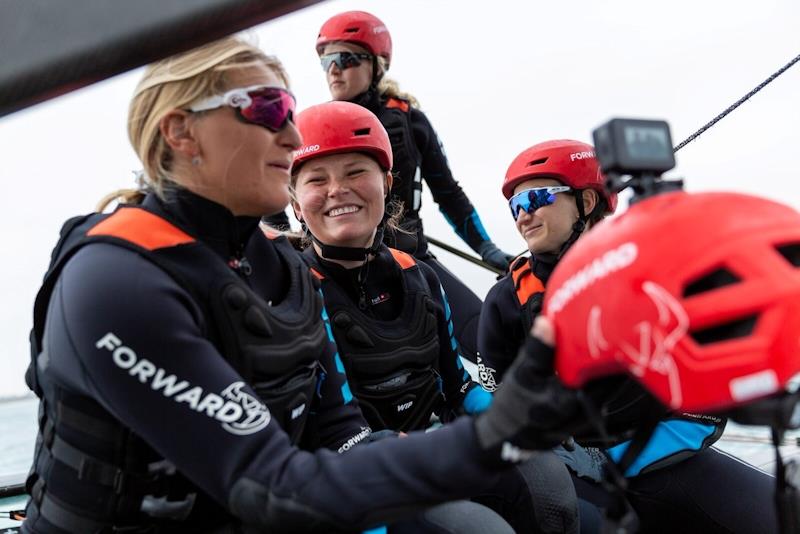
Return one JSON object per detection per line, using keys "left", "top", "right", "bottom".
{"left": 309, "top": 248, "right": 443, "bottom": 432}
{"left": 25, "top": 206, "right": 326, "bottom": 532}
{"left": 508, "top": 256, "right": 724, "bottom": 474}
{"left": 374, "top": 98, "right": 426, "bottom": 254}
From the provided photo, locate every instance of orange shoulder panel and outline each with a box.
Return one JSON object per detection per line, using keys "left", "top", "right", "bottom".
{"left": 309, "top": 267, "right": 325, "bottom": 280}
{"left": 388, "top": 248, "right": 416, "bottom": 270}
{"left": 87, "top": 207, "right": 195, "bottom": 250}
{"left": 385, "top": 97, "right": 410, "bottom": 113}
{"left": 511, "top": 261, "right": 545, "bottom": 306}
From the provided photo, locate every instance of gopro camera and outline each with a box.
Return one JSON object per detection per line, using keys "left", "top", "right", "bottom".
{"left": 592, "top": 118, "right": 675, "bottom": 175}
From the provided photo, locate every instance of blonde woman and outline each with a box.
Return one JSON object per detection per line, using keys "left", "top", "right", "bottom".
{"left": 22, "top": 36, "right": 577, "bottom": 533}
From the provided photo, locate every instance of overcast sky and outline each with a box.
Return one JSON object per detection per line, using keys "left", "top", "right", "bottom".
{"left": 1, "top": 0, "right": 798, "bottom": 397}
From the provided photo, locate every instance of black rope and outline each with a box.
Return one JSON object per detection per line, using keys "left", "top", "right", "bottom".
{"left": 674, "top": 53, "right": 800, "bottom": 152}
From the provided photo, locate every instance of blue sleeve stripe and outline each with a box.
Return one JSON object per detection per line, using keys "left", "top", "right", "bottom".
{"left": 439, "top": 285, "right": 452, "bottom": 320}
{"left": 606, "top": 420, "right": 718, "bottom": 476}
{"left": 469, "top": 210, "right": 491, "bottom": 241}
{"left": 319, "top": 291, "right": 354, "bottom": 404}
{"left": 341, "top": 382, "right": 354, "bottom": 404}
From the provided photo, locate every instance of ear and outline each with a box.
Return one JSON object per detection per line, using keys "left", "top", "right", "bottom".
{"left": 582, "top": 189, "right": 599, "bottom": 217}
{"left": 384, "top": 171, "right": 393, "bottom": 196}
{"left": 290, "top": 199, "right": 303, "bottom": 222}
{"left": 159, "top": 109, "right": 199, "bottom": 158}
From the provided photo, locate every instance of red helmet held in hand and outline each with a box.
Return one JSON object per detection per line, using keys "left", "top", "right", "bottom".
{"left": 293, "top": 101, "right": 393, "bottom": 171}
{"left": 545, "top": 190, "right": 800, "bottom": 413}
{"left": 503, "top": 139, "right": 618, "bottom": 214}
{"left": 316, "top": 11, "right": 393, "bottom": 67}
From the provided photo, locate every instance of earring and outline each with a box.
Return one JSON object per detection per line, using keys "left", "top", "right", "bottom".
{"left": 191, "top": 155, "right": 202, "bottom": 167}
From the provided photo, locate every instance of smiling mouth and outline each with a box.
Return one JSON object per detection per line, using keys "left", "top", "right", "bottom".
{"left": 326, "top": 205, "right": 361, "bottom": 217}
{"left": 523, "top": 225, "right": 543, "bottom": 237}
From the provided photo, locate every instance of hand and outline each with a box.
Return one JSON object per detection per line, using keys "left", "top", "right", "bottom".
{"left": 473, "top": 317, "right": 581, "bottom": 465}
{"left": 478, "top": 242, "right": 514, "bottom": 271}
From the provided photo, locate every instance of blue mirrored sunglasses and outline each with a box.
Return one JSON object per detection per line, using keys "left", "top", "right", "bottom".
{"left": 508, "top": 186, "right": 571, "bottom": 220}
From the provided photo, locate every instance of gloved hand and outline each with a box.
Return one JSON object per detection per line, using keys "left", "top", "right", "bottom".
{"left": 473, "top": 317, "right": 581, "bottom": 465}
{"left": 478, "top": 241, "right": 514, "bottom": 272}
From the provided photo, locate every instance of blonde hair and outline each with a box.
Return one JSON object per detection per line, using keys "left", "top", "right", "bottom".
{"left": 375, "top": 56, "right": 419, "bottom": 108}
{"left": 98, "top": 36, "right": 288, "bottom": 212}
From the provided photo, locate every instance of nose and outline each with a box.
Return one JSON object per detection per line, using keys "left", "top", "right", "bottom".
{"left": 279, "top": 119, "right": 302, "bottom": 151}
{"left": 327, "top": 175, "right": 349, "bottom": 196}
{"left": 327, "top": 60, "right": 341, "bottom": 76}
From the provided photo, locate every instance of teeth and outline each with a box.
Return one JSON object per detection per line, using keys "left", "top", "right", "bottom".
{"left": 327, "top": 205, "right": 360, "bottom": 217}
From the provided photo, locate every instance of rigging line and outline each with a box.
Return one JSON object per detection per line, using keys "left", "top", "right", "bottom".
{"left": 674, "top": 52, "right": 800, "bottom": 152}
{"left": 425, "top": 235, "right": 504, "bottom": 275}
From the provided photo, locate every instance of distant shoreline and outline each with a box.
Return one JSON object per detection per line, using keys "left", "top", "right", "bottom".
{"left": 0, "top": 393, "right": 35, "bottom": 404}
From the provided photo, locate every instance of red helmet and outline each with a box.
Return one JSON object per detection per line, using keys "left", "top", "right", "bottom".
{"left": 503, "top": 140, "right": 617, "bottom": 214}
{"left": 316, "top": 11, "right": 393, "bottom": 68}
{"left": 293, "top": 101, "right": 393, "bottom": 171}
{"left": 545, "top": 190, "right": 800, "bottom": 413}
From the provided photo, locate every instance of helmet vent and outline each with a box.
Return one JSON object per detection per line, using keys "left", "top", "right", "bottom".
{"left": 689, "top": 315, "right": 758, "bottom": 346}
{"left": 526, "top": 157, "right": 548, "bottom": 167}
{"left": 777, "top": 243, "right": 800, "bottom": 267}
{"left": 682, "top": 268, "right": 740, "bottom": 298}
{"left": 344, "top": 27, "right": 360, "bottom": 33}
{"left": 353, "top": 128, "right": 371, "bottom": 136}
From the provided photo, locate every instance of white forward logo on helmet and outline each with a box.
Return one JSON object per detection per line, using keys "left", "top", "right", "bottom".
{"left": 549, "top": 242, "right": 637, "bottom": 314}
{"left": 569, "top": 150, "right": 595, "bottom": 161}
{"left": 96, "top": 332, "right": 270, "bottom": 436}
{"left": 294, "top": 144, "right": 320, "bottom": 157}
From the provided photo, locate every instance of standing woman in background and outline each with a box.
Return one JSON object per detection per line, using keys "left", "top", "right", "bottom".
{"left": 313, "top": 10, "right": 513, "bottom": 367}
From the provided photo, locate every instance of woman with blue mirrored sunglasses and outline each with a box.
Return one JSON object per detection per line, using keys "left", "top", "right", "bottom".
{"left": 508, "top": 185, "right": 572, "bottom": 220}
{"left": 481, "top": 141, "right": 774, "bottom": 533}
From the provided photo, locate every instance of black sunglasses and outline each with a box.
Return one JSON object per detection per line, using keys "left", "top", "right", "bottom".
{"left": 320, "top": 51, "right": 373, "bottom": 71}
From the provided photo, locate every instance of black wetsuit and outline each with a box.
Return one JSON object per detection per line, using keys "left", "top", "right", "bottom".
{"left": 23, "top": 189, "right": 513, "bottom": 534}
{"left": 267, "top": 88, "right": 499, "bottom": 365}
{"left": 304, "top": 246, "right": 580, "bottom": 534}
{"left": 479, "top": 254, "right": 778, "bottom": 534}
{"left": 303, "top": 246, "right": 490, "bottom": 429}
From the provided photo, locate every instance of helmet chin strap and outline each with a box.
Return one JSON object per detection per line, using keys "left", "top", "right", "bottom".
{"left": 556, "top": 190, "right": 588, "bottom": 260}
{"left": 307, "top": 215, "right": 387, "bottom": 262}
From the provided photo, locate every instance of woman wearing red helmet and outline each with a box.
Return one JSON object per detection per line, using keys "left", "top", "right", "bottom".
{"left": 19, "top": 36, "right": 595, "bottom": 533}
{"left": 309, "top": 10, "right": 513, "bottom": 368}
{"left": 479, "top": 140, "right": 777, "bottom": 533}
{"left": 290, "top": 101, "right": 581, "bottom": 534}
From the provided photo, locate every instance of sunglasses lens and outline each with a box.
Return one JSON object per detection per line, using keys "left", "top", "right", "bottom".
{"left": 509, "top": 189, "right": 558, "bottom": 220}
{"left": 320, "top": 52, "right": 365, "bottom": 71}
{"left": 320, "top": 54, "right": 339, "bottom": 71}
{"left": 239, "top": 88, "right": 296, "bottom": 131}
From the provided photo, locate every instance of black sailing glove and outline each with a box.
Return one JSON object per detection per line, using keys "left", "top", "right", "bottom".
{"left": 473, "top": 334, "right": 581, "bottom": 465}
{"left": 478, "top": 241, "right": 514, "bottom": 272}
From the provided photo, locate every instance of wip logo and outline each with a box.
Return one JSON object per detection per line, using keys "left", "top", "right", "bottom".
{"left": 293, "top": 144, "right": 320, "bottom": 158}
{"left": 97, "top": 333, "right": 270, "bottom": 436}
{"left": 397, "top": 401, "right": 413, "bottom": 412}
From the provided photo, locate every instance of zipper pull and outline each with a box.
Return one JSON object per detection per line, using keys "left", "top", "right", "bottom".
{"left": 228, "top": 256, "right": 252, "bottom": 276}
